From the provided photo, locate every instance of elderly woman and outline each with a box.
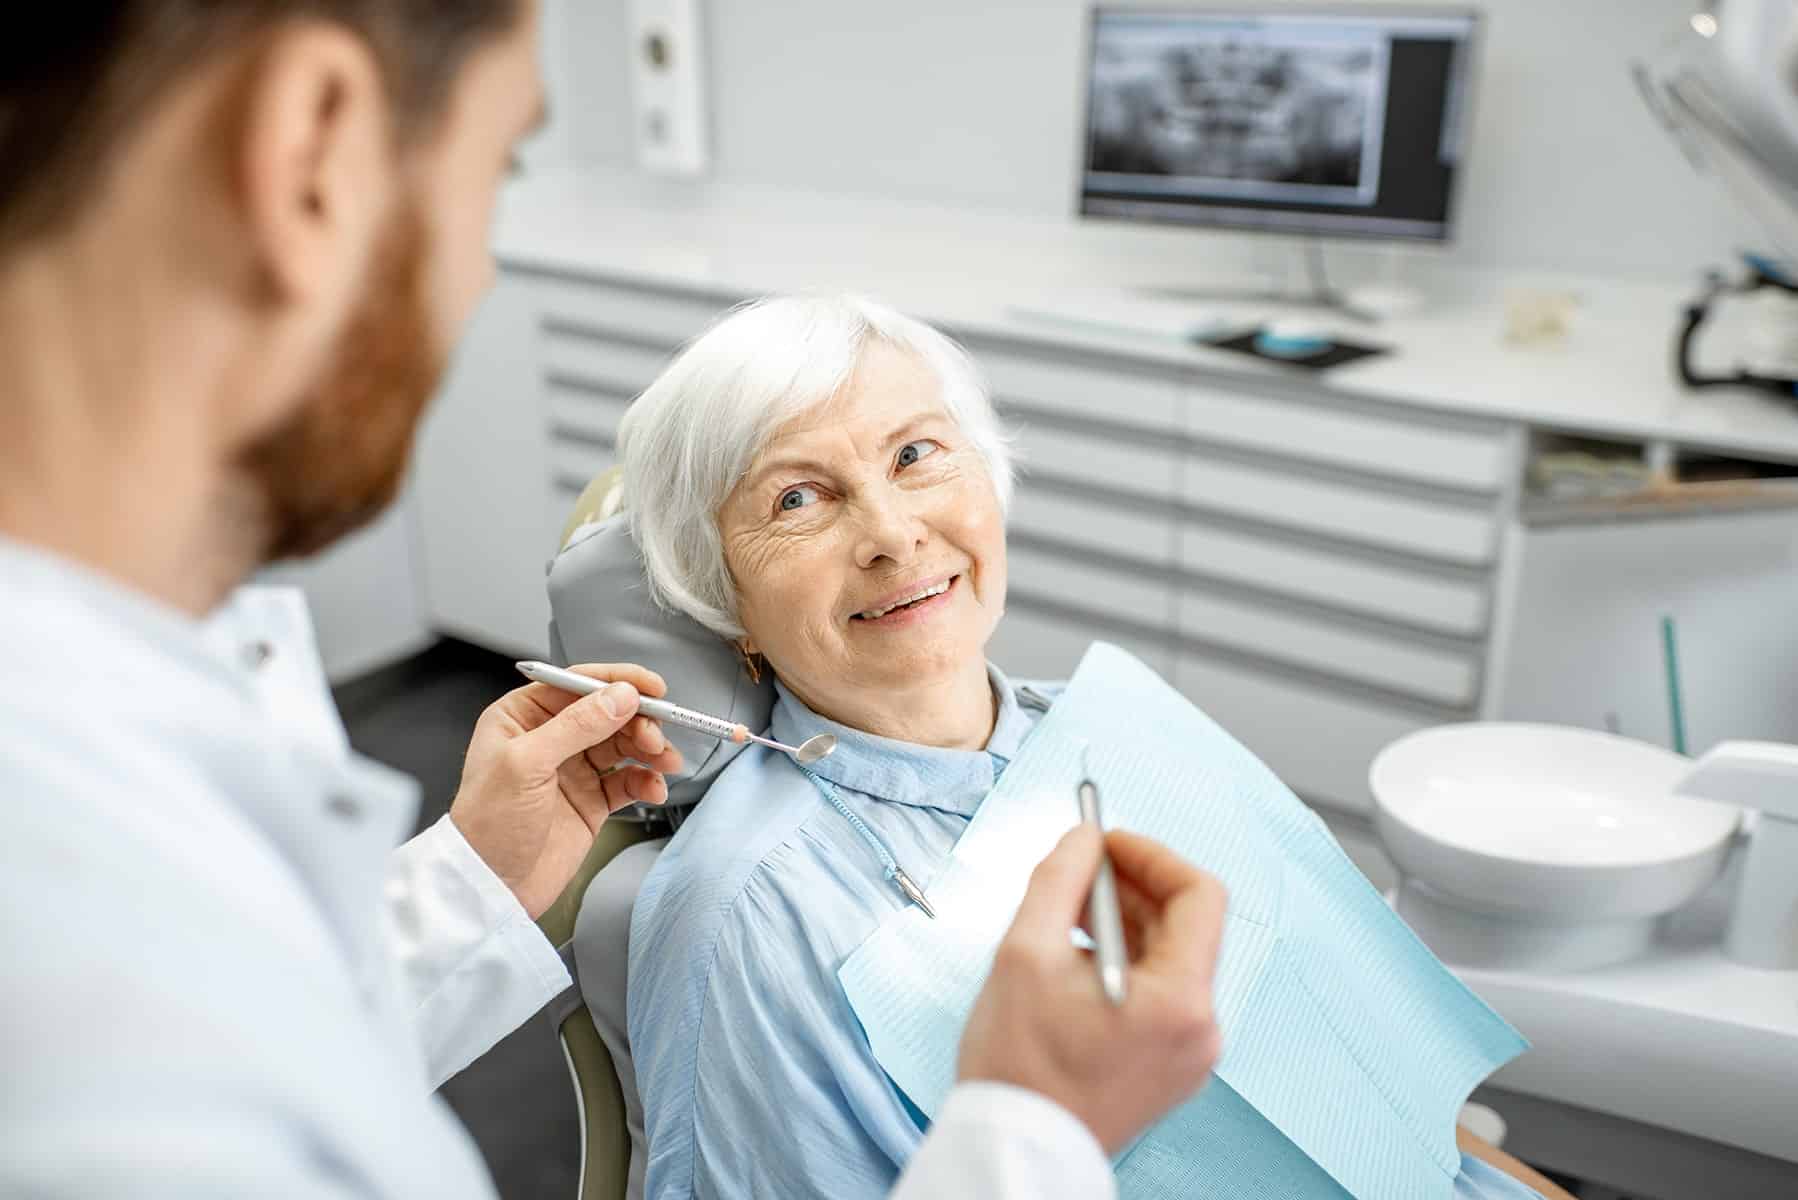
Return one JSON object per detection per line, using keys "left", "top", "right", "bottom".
{"left": 617, "top": 295, "right": 1560, "bottom": 1200}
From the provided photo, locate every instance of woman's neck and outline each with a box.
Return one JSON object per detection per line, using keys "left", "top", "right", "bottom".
{"left": 782, "top": 657, "right": 998, "bottom": 751}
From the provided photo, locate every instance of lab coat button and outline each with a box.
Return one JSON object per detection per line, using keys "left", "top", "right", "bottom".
{"left": 242, "top": 640, "right": 275, "bottom": 669}
{"left": 326, "top": 793, "right": 363, "bottom": 822}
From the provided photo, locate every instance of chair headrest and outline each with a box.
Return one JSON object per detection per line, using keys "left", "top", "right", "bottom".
{"left": 546, "top": 499, "right": 774, "bottom": 808}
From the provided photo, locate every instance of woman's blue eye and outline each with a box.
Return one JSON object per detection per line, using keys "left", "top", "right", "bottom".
{"left": 896, "top": 440, "right": 939, "bottom": 469}
{"left": 778, "top": 485, "right": 819, "bottom": 512}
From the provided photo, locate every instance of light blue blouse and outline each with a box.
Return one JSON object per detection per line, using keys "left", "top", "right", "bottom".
{"left": 626, "top": 664, "right": 1545, "bottom": 1200}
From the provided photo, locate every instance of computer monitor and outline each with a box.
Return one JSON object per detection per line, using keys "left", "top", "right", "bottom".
{"left": 1080, "top": 7, "right": 1480, "bottom": 243}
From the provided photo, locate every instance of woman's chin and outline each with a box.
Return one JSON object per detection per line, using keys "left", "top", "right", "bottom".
{"left": 843, "top": 634, "right": 988, "bottom": 690}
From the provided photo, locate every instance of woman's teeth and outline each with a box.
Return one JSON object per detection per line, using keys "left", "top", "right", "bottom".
{"left": 856, "top": 578, "right": 952, "bottom": 620}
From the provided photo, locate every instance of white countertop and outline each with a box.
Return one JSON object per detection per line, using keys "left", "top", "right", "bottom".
{"left": 1457, "top": 918, "right": 1798, "bottom": 1162}
{"left": 494, "top": 167, "right": 1798, "bottom": 463}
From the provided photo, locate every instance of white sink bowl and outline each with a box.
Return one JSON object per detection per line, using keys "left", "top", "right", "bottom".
{"left": 1371, "top": 724, "right": 1740, "bottom": 970}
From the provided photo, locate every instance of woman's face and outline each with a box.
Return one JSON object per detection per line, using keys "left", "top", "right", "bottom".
{"left": 718, "top": 343, "right": 1007, "bottom": 720}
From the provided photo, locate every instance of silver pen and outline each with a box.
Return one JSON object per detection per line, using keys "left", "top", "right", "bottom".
{"left": 1077, "top": 773, "right": 1129, "bottom": 1006}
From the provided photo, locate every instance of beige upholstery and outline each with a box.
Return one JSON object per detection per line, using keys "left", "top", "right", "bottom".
{"left": 558, "top": 466, "right": 626, "bottom": 552}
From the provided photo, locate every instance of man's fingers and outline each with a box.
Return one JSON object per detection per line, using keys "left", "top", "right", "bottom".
{"left": 510, "top": 683, "right": 641, "bottom": 777}
{"left": 1098, "top": 833, "right": 1228, "bottom": 984}
{"left": 566, "top": 661, "right": 667, "bottom": 699}
{"left": 627, "top": 715, "right": 666, "bottom": 757}
{"left": 563, "top": 763, "right": 666, "bottom": 827}
{"left": 581, "top": 726, "right": 683, "bottom": 777}
{"left": 1105, "top": 830, "right": 1209, "bottom": 905}
{"left": 1006, "top": 824, "right": 1105, "bottom": 949}
{"left": 1110, "top": 875, "right": 1157, "bottom": 960}
{"left": 1142, "top": 866, "right": 1229, "bottom": 988}
{"left": 624, "top": 716, "right": 684, "bottom": 773}
{"left": 602, "top": 764, "right": 665, "bottom": 812}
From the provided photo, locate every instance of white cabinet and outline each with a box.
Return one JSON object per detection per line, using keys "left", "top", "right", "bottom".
{"left": 412, "top": 277, "right": 557, "bottom": 658}
{"left": 1009, "top": 485, "right": 1174, "bottom": 569}
{"left": 1493, "top": 509, "right": 1798, "bottom": 753}
{"left": 1183, "top": 380, "right": 1513, "bottom": 493}
{"left": 1171, "top": 652, "right": 1432, "bottom": 815}
{"left": 259, "top": 495, "right": 431, "bottom": 683}
{"left": 1179, "top": 451, "right": 1500, "bottom": 565}
{"left": 1173, "top": 584, "right": 1480, "bottom": 707}
{"left": 988, "top": 604, "right": 1173, "bottom": 681}
{"left": 412, "top": 273, "right": 729, "bottom": 660}
{"left": 1176, "top": 519, "right": 1489, "bottom": 636}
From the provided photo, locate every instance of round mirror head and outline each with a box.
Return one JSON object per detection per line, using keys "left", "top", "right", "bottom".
{"left": 795, "top": 734, "right": 837, "bottom": 766}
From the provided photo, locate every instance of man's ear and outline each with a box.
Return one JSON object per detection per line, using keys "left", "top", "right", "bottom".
{"left": 235, "top": 23, "right": 394, "bottom": 306}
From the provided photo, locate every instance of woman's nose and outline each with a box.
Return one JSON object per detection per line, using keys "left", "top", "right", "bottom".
{"left": 853, "top": 491, "right": 930, "bottom": 569}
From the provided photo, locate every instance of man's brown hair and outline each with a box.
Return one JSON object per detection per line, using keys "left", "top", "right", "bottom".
{"left": 0, "top": 0, "right": 522, "bottom": 252}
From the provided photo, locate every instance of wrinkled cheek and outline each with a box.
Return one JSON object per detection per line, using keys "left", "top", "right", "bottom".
{"left": 728, "top": 530, "right": 836, "bottom": 647}
{"left": 728, "top": 527, "right": 812, "bottom": 604}
{"left": 980, "top": 538, "right": 1009, "bottom": 613}
{"left": 946, "top": 485, "right": 1008, "bottom": 607}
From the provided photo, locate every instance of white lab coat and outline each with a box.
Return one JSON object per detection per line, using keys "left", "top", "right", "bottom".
{"left": 0, "top": 537, "right": 1112, "bottom": 1200}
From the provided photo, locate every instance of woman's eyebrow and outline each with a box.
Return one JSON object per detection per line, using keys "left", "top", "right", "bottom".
{"left": 744, "top": 412, "right": 951, "bottom": 491}
{"left": 880, "top": 412, "right": 953, "bottom": 451}
{"left": 744, "top": 455, "right": 832, "bottom": 492}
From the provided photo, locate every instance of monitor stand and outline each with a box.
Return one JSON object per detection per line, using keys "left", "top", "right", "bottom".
{"left": 1141, "top": 240, "right": 1389, "bottom": 324}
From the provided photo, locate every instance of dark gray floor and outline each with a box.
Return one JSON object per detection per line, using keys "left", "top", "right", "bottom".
{"left": 334, "top": 638, "right": 580, "bottom": 1200}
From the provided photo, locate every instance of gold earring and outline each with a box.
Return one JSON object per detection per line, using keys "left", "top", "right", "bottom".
{"left": 737, "top": 641, "right": 763, "bottom": 684}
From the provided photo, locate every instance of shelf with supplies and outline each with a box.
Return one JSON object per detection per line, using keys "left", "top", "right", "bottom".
{"left": 1521, "top": 429, "right": 1798, "bottom": 527}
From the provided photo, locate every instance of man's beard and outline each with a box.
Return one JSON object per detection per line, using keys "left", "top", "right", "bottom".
{"left": 237, "top": 202, "right": 442, "bottom": 563}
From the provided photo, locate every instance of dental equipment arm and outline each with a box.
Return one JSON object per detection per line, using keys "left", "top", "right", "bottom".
{"left": 1636, "top": 2, "right": 1798, "bottom": 261}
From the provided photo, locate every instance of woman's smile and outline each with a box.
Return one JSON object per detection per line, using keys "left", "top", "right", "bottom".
{"left": 848, "top": 573, "right": 962, "bottom": 629}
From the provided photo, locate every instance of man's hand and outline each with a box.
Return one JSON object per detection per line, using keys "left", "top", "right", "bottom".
{"left": 957, "top": 826, "right": 1228, "bottom": 1155}
{"left": 449, "top": 663, "right": 684, "bottom": 919}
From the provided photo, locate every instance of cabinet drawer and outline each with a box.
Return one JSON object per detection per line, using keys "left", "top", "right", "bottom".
{"left": 1173, "top": 654, "right": 1431, "bottom": 814}
{"left": 988, "top": 603, "right": 1172, "bottom": 681}
{"left": 1184, "top": 383, "right": 1514, "bottom": 493}
{"left": 530, "top": 273, "right": 728, "bottom": 348}
{"left": 1006, "top": 544, "right": 1173, "bottom": 632}
{"left": 1013, "top": 418, "right": 1179, "bottom": 502}
{"left": 1010, "top": 484, "right": 1174, "bottom": 569}
{"left": 1183, "top": 453, "right": 1499, "bottom": 565}
{"left": 977, "top": 344, "right": 1182, "bottom": 434}
{"left": 548, "top": 439, "right": 616, "bottom": 493}
{"left": 1178, "top": 521, "right": 1488, "bottom": 636}
{"left": 545, "top": 378, "right": 630, "bottom": 448}
{"left": 543, "top": 326, "right": 677, "bottom": 394}
{"left": 1175, "top": 585, "right": 1480, "bottom": 706}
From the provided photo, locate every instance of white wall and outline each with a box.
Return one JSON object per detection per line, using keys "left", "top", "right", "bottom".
{"left": 1495, "top": 510, "right": 1798, "bottom": 756}
{"left": 562, "top": 0, "right": 1754, "bottom": 278}
{"left": 260, "top": 493, "right": 433, "bottom": 684}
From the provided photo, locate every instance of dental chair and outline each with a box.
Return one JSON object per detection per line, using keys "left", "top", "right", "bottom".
{"left": 534, "top": 468, "right": 774, "bottom": 1200}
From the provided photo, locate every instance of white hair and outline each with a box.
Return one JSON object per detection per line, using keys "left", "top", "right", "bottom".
{"left": 617, "top": 293, "right": 1014, "bottom": 639}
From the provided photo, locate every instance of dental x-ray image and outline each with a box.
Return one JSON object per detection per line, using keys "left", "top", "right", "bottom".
{"left": 1086, "top": 14, "right": 1390, "bottom": 207}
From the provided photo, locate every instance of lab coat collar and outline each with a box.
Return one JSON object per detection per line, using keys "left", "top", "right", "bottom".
{"left": 0, "top": 534, "right": 419, "bottom": 982}
{"left": 766, "top": 662, "right": 1036, "bottom": 816}
{"left": 0, "top": 533, "right": 253, "bottom": 705}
